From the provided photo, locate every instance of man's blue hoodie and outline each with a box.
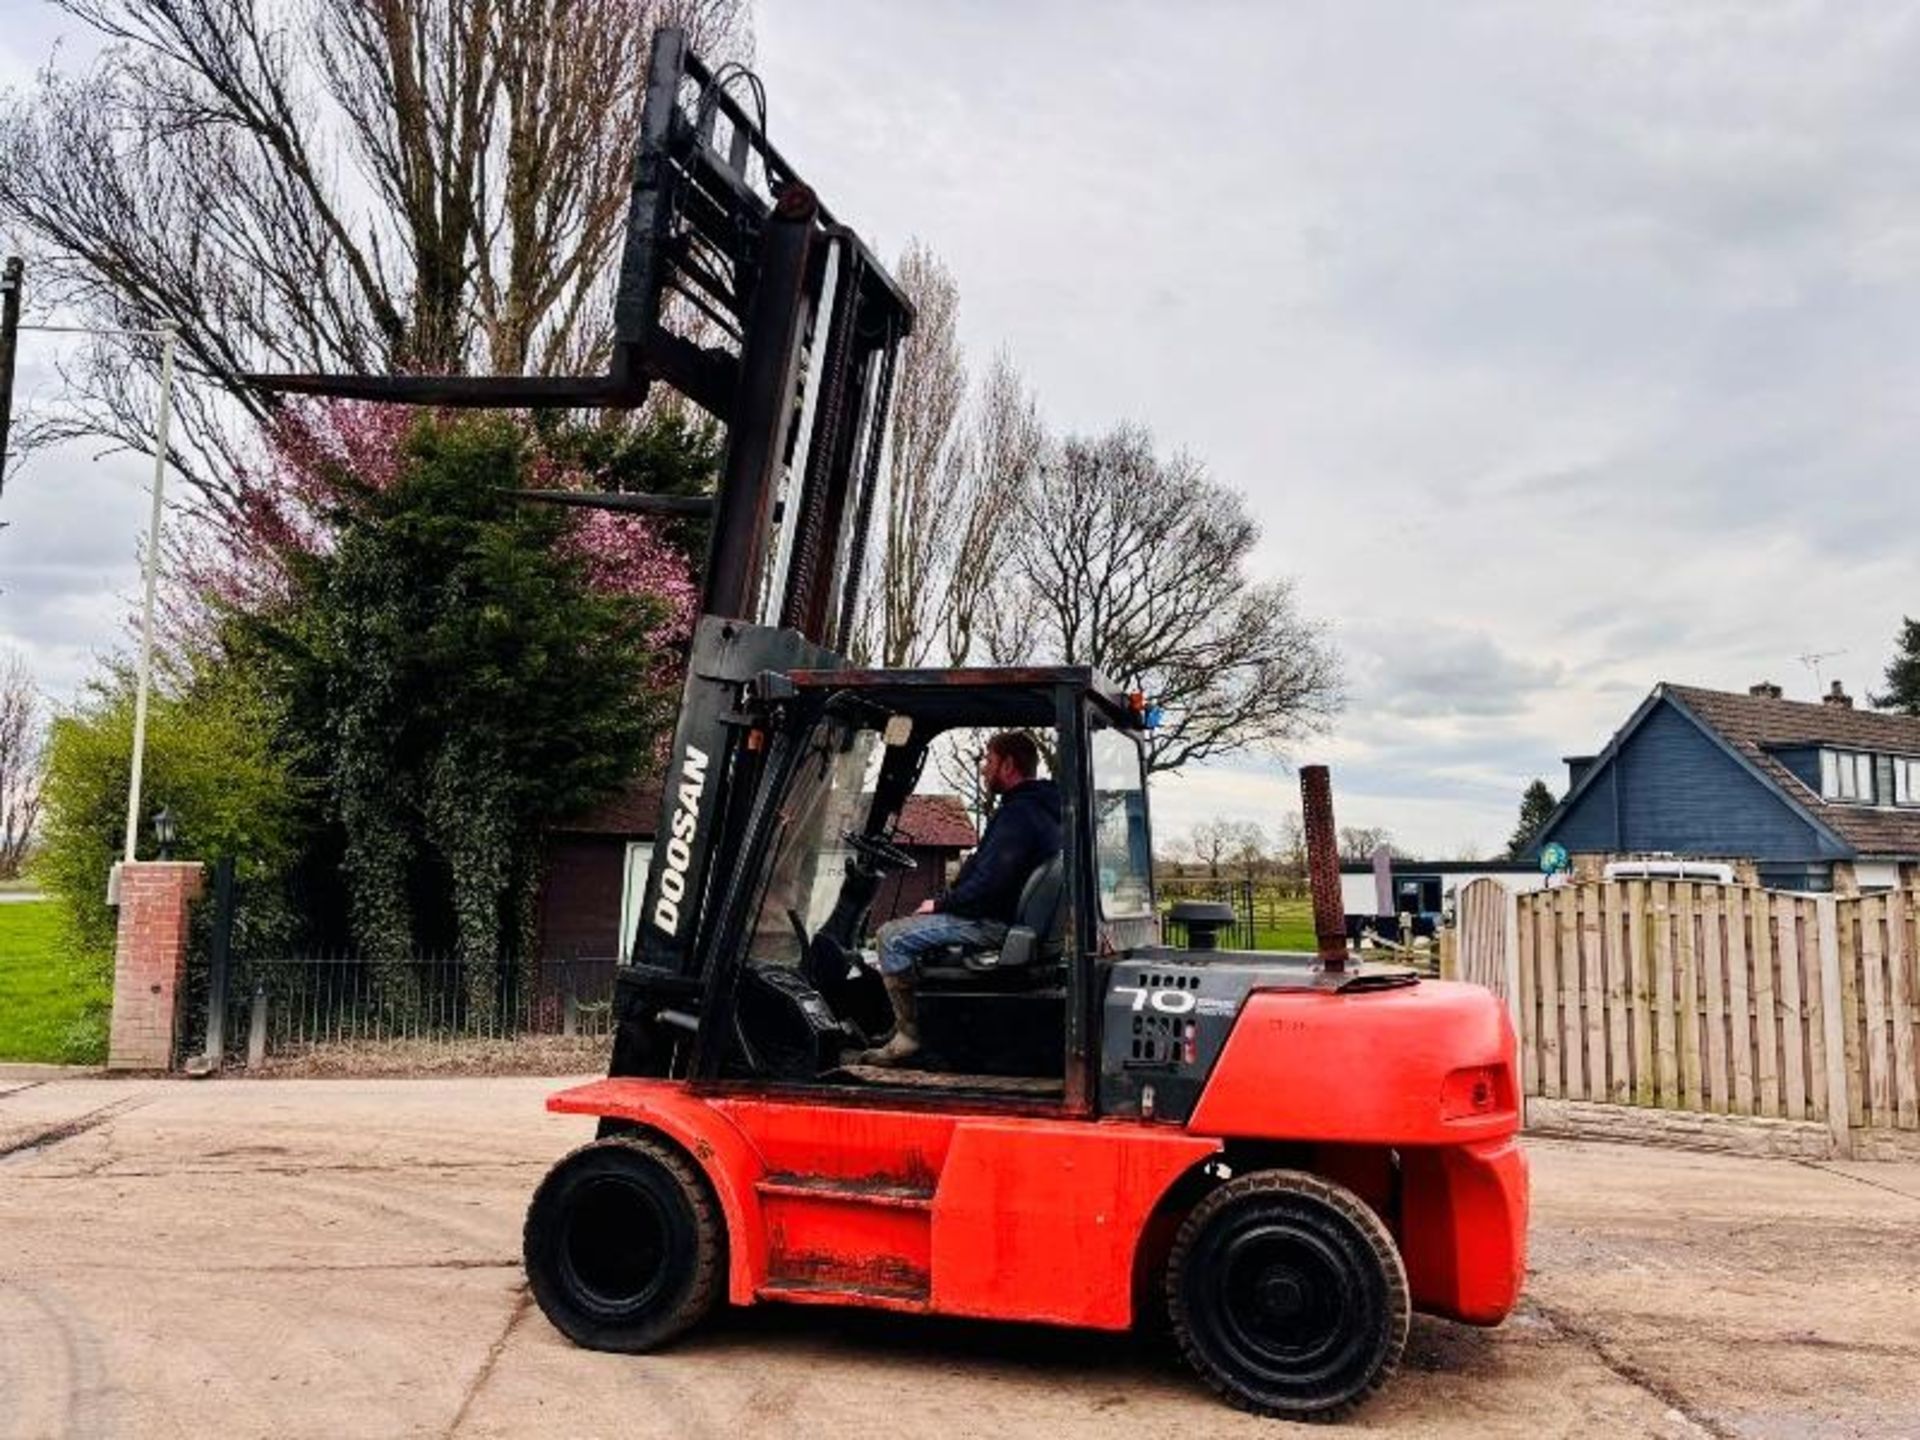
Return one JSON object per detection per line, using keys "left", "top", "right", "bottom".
{"left": 932, "top": 779, "right": 1063, "bottom": 924}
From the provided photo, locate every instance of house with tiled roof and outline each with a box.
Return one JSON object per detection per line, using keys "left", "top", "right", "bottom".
{"left": 875, "top": 794, "right": 981, "bottom": 918}
{"left": 1532, "top": 679, "right": 1920, "bottom": 893}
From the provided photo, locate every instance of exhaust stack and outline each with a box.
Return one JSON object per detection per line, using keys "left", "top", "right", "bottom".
{"left": 1300, "top": 765, "right": 1349, "bottom": 974}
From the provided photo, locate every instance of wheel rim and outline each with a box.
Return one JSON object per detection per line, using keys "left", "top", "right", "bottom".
{"left": 1195, "top": 1207, "right": 1377, "bottom": 1391}
{"left": 559, "top": 1174, "right": 673, "bottom": 1318}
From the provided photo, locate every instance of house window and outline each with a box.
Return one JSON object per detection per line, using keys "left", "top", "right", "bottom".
{"left": 1895, "top": 757, "right": 1920, "bottom": 807}
{"left": 1820, "top": 749, "right": 1875, "bottom": 803}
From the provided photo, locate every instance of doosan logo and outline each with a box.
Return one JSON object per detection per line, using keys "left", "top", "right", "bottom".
{"left": 652, "top": 744, "right": 709, "bottom": 936}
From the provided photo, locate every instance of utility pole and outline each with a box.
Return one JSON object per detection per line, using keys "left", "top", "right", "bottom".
{"left": 0, "top": 257, "right": 22, "bottom": 512}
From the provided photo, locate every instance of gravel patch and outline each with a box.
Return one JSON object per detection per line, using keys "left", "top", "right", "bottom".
{"left": 236, "top": 1034, "right": 611, "bottom": 1079}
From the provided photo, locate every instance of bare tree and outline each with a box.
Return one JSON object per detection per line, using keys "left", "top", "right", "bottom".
{"left": 928, "top": 725, "right": 991, "bottom": 828}
{"left": 862, "top": 238, "right": 1043, "bottom": 670}
{"left": 1229, "top": 820, "right": 1267, "bottom": 883}
{"left": 1188, "top": 817, "right": 1236, "bottom": 879}
{"left": 0, "top": 0, "right": 749, "bottom": 515}
{"left": 874, "top": 239, "right": 967, "bottom": 666}
{"left": 1338, "top": 826, "right": 1394, "bottom": 863}
{"left": 939, "top": 351, "right": 1043, "bottom": 667}
{"left": 0, "top": 652, "right": 44, "bottom": 878}
{"left": 858, "top": 267, "right": 1333, "bottom": 794}
{"left": 994, "top": 424, "right": 1340, "bottom": 774}
{"left": 1273, "top": 810, "right": 1306, "bottom": 882}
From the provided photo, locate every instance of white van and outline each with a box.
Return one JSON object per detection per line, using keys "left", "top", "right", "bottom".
{"left": 1601, "top": 858, "right": 1735, "bottom": 885}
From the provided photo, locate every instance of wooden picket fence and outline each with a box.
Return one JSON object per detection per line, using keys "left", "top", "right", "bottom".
{"left": 1447, "top": 876, "right": 1519, "bottom": 1001}
{"left": 1445, "top": 878, "right": 1920, "bottom": 1153}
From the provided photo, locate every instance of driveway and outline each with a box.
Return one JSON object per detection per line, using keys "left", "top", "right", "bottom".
{"left": 2, "top": 1075, "right": 1916, "bottom": 1438}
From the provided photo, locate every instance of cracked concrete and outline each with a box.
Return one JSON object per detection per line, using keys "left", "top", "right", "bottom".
{"left": 445, "top": 1290, "right": 533, "bottom": 1439}
{"left": 1524, "top": 1297, "right": 1729, "bottom": 1438}
{"left": 2, "top": 1075, "right": 1917, "bottom": 1438}
{"left": 0, "top": 1097, "right": 152, "bottom": 1164}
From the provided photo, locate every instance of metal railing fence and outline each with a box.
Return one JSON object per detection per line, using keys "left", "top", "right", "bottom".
{"left": 183, "top": 952, "right": 619, "bottom": 1065}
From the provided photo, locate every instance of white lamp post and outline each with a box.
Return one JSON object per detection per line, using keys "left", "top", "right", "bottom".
{"left": 20, "top": 319, "right": 181, "bottom": 862}
{"left": 122, "top": 321, "right": 179, "bottom": 862}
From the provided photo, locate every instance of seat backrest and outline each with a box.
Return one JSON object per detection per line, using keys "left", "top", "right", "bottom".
{"left": 964, "top": 854, "right": 1067, "bottom": 974}
{"left": 1011, "top": 852, "right": 1066, "bottom": 954}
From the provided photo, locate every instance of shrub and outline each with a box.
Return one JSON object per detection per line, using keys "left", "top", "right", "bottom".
{"left": 37, "top": 664, "right": 302, "bottom": 977}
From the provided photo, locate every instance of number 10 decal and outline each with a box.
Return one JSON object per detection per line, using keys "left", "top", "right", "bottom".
{"left": 1112, "top": 985, "right": 1197, "bottom": 1015}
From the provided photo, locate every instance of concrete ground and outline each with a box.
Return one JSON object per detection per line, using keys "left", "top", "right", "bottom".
{"left": 2, "top": 1076, "right": 1916, "bottom": 1440}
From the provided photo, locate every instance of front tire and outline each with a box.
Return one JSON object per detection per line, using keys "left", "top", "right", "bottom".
{"left": 523, "top": 1135, "right": 723, "bottom": 1352}
{"left": 1167, "top": 1169, "right": 1409, "bottom": 1422}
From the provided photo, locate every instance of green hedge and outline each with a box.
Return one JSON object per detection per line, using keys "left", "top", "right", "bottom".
{"left": 36, "top": 667, "right": 301, "bottom": 980}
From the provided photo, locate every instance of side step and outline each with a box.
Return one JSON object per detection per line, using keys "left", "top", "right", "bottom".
{"left": 833, "top": 1065, "right": 1062, "bottom": 1097}
{"left": 756, "top": 1174, "right": 933, "bottom": 1209}
{"left": 752, "top": 1172, "right": 934, "bottom": 1311}
{"left": 757, "top": 1276, "right": 931, "bottom": 1312}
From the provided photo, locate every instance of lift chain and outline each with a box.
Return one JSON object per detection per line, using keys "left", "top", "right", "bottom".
{"left": 833, "top": 313, "right": 899, "bottom": 652}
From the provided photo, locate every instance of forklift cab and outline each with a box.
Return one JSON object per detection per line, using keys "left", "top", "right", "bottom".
{"left": 627, "top": 661, "right": 1154, "bottom": 1102}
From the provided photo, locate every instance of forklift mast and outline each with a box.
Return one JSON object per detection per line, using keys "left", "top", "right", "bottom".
{"left": 250, "top": 27, "right": 916, "bottom": 1029}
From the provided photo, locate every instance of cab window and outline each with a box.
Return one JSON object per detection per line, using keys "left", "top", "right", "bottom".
{"left": 1090, "top": 724, "right": 1152, "bottom": 920}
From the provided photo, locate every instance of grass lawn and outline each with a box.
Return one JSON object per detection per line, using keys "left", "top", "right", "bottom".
{"left": 0, "top": 901, "right": 109, "bottom": 1065}
{"left": 1252, "top": 918, "right": 1319, "bottom": 951}
{"left": 1251, "top": 897, "right": 1317, "bottom": 951}
{"left": 1163, "top": 892, "right": 1319, "bottom": 951}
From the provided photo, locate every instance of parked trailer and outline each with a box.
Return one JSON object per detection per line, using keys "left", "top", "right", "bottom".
{"left": 1340, "top": 861, "right": 1549, "bottom": 941}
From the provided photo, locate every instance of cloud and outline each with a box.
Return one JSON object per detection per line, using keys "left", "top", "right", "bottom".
{"left": 0, "top": 441, "right": 149, "bottom": 703}
{"left": 748, "top": 1, "right": 1920, "bottom": 850}
{"left": 5, "top": 3, "right": 1914, "bottom": 860}
{"left": 1345, "top": 624, "right": 1563, "bottom": 720}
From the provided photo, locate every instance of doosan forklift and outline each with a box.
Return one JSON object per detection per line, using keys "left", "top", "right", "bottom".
{"left": 255, "top": 27, "right": 1527, "bottom": 1420}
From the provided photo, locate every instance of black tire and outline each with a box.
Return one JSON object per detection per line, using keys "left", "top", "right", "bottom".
{"left": 1166, "top": 1168, "right": 1409, "bottom": 1422}
{"left": 523, "top": 1135, "right": 723, "bottom": 1353}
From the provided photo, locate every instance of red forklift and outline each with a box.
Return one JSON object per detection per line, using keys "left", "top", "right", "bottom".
{"left": 256, "top": 28, "right": 1526, "bottom": 1421}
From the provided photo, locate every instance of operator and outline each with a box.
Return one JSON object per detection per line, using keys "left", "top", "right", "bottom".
{"left": 855, "top": 731, "right": 1063, "bottom": 1066}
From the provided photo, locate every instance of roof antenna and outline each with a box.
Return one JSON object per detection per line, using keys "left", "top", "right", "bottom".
{"left": 1797, "top": 649, "right": 1847, "bottom": 694}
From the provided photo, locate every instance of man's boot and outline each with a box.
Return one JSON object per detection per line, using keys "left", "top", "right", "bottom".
{"left": 855, "top": 974, "right": 920, "bottom": 1066}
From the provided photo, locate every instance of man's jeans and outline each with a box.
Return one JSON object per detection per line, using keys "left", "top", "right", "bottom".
{"left": 875, "top": 912, "right": 1008, "bottom": 976}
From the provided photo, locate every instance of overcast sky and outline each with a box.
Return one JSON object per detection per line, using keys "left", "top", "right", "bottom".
{"left": 5, "top": 2, "right": 1919, "bottom": 857}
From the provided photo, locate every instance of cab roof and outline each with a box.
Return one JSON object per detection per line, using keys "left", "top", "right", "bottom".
{"left": 784, "top": 664, "right": 1143, "bottom": 730}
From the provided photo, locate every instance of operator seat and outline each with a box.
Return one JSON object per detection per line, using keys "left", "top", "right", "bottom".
{"left": 912, "top": 853, "right": 1067, "bottom": 1076}
{"left": 918, "top": 853, "right": 1066, "bottom": 988}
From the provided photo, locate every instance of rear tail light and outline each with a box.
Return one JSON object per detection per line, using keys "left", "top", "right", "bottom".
{"left": 1440, "top": 1064, "right": 1514, "bottom": 1121}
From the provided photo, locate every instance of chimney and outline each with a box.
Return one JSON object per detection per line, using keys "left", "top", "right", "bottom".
{"left": 1749, "top": 681, "right": 1783, "bottom": 699}
{"left": 1823, "top": 679, "right": 1853, "bottom": 709}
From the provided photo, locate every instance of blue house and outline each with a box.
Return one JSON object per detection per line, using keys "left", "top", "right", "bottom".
{"left": 1533, "top": 680, "right": 1920, "bottom": 893}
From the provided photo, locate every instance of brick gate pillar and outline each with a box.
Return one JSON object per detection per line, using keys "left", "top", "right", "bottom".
{"left": 107, "top": 861, "right": 207, "bottom": 1071}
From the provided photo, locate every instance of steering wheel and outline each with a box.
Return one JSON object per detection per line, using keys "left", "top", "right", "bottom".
{"left": 844, "top": 830, "right": 918, "bottom": 874}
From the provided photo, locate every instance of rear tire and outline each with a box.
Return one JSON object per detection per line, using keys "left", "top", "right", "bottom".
{"left": 1166, "top": 1168, "right": 1408, "bottom": 1422}
{"left": 523, "top": 1135, "right": 723, "bottom": 1353}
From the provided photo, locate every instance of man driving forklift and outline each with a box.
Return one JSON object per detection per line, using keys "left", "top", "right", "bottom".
{"left": 854, "top": 731, "right": 1063, "bottom": 1065}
